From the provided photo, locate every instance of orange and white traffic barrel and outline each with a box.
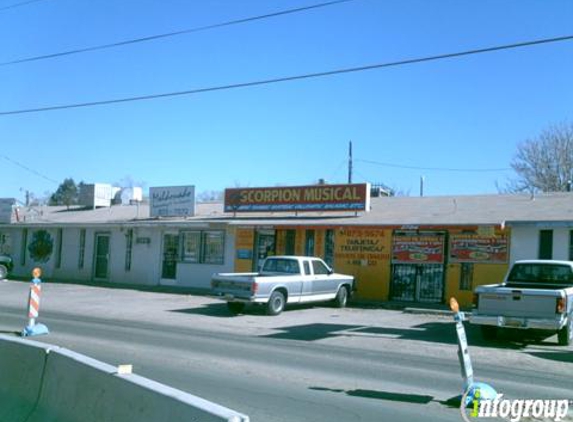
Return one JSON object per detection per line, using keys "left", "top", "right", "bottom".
{"left": 22, "top": 267, "right": 49, "bottom": 337}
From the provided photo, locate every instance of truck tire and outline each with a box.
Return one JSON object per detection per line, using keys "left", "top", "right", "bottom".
{"left": 267, "top": 291, "right": 285, "bottom": 316}
{"left": 333, "top": 286, "right": 348, "bottom": 308}
{"left": 557, "top": 317, "right": 572, "bottom": 346}
{"left": 0, "top": 264, "right": 7, "bottom": 280}
{"left": 227, "top": 302, "right": 245, "bottom": 315}
{"left": 481, "top": 326, "right": 497, "bottom": 341}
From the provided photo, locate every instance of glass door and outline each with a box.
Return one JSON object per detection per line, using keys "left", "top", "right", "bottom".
{"left": 253, "top": 230, "right": 275, "bottom": 271}
{"left": 161, "top": 233, "right": 179, "bottom": 279}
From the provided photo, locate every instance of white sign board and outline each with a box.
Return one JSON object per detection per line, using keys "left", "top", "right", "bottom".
{"left": 0, "top": 198, "right": 15, "bottom": 224}
{"left": 150, "top": 186, "right": 195, "bottom": 218}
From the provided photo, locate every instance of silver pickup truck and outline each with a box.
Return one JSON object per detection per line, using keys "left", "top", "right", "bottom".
{"left": 211, "top": 256, "right": 354, "bottom": 315}
{"left": 471, "top": 260, "right": 573, "bottom": 345}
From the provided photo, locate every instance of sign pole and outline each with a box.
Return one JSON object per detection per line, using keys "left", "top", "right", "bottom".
{"left": 449, "top": 298, "right": 496, "bottom": 406}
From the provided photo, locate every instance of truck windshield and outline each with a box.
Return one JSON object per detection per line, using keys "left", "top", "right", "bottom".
{"left": 262, "top": 258, "right": 300, "bottom": 274}
{"left": 507, "top": 263, "right": 573, "bottom": 285}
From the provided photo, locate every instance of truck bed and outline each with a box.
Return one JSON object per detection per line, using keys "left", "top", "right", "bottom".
{"left": 476, "top": 285, "right": 563, "bottom": 319}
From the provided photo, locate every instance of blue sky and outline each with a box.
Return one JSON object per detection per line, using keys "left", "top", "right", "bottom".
{"left": 1, "top": 0, "right": 572, "bottom": 203}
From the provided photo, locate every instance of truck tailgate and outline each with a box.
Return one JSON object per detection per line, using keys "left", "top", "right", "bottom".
{"left": 478, "top": 288, "right": 560, "bottom": 319}
{"left": 211, "top": 274, "right": 257, "bottom": 298}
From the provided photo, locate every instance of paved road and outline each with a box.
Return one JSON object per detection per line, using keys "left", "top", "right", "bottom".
{"left": 1, "top": 280, "right": 572, "bottom": 421}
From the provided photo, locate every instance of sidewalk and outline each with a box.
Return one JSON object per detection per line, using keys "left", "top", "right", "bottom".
{"left": 350, "top": 298, "right": 461, "bottom": 316}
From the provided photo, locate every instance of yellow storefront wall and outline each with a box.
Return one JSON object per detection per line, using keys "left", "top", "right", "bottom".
{"left": 234, "top": 228, "right": 255, "bottom": 272}
{"left": 333, "top": 227, "right": 392, "bottom": 301}
{"left": 273, "top": 227, "right": 392, "bottom": 300}
{"left": 445, "top": 227, "right": 510, "bottom": 307}
{"left": 445, "top": 263, "right": 508, "bottom": 308}
{"left": 234, "top": 226, "right": 510, "bottom": 307}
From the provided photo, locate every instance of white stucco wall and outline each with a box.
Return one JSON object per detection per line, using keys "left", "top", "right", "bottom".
{"left": 0, "top": 224, "right": 236, "bottom": 290}
{"left": 510, "top": 224, "right": 572, "bottom": 263}
{"left": 173, "top": 229, "right": 235, "bottom": 289}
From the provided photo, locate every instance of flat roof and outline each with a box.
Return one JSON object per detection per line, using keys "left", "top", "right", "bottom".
{"left": 2, "top": 192, "right": 572, "bottom": 228}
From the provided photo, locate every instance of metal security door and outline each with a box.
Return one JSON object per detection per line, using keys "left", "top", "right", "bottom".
{"left": 391, "top": 264, "right": 444, "bottom": 303}
{"left": 390, "top": 264, "right": 417, "bottom": 301}
{"left": 93, "top": 233, "right": 110, "bottom": 280}
{"left": 417, "top": 264, "right": 444, "bottom": 303}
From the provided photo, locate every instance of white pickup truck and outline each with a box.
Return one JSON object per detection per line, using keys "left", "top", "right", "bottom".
{"left": 211, "top": 256, "right": 354, "bottom": 316}
{"left": 471, "top": 260, "right": 573, "bottom": 345}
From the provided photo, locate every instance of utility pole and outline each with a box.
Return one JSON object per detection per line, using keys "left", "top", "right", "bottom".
{"left": 348, "top": 141, "right": 353, "bottom": 184}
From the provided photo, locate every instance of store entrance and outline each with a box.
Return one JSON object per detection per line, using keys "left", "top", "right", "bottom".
{"left": 390, "top": 264, "right": 444, "bottom": 303}
{"left": 93, "top": 233, "right": 110, "bottom": 281}
{"left": 253, "top": 230, "right": 276, "bottom": 271}
{"left": 390, "top": 231, "right": 446, "bottom": 303}
{"left": 161, "top": 233, "right": 179, "bottom": 280}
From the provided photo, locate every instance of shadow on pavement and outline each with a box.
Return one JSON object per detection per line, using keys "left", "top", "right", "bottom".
{"left": 309, "top": 386, "right": 463, "bottom": 408}
{"left": 264, "top": 323, "right": 363, "bottom": 341}
{"left": 261, "top": 321, "right": 534, "bottom": 350}
{"left": 526, "top": 351, "right": 573, "bottom": 363}
{"left": 169, "top": 303, "right": 239, "bottom": 318}
{"left": 170, "top": 302, "right": 323, "bottom": 318}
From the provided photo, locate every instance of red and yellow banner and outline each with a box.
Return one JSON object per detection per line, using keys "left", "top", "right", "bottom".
{"left": 392, "top": 235, "right": 445, "bottom": 264}
{"left": 224, "top": 184, "right": 370, "bottom": 213}
{"left": 449, "top": 234, "right": 508, "bottom": 263}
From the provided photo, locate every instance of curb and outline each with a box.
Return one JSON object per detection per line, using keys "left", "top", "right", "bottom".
{"left": 403, "top": 307, "right": 453, "bottom": 316}
{"left": 404, "top": 308, "right": 473, "bottom": 317}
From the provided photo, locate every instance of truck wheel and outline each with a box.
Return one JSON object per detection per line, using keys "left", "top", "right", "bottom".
{"left": 0, "top": 265, "right": 7, "bottom": 280}
{"left": 481, "top": 326, "right": 497, "bottom": 341}
{"left": 557, "top": 317, "right": 572, "bottom": 346}
{"left": 334, "top": 286, "right": 348, "bottom": 308}
{"left": 267, "top": 291, "right": 285, "bottom": 316}
{"left": 227, "top": 302, "right": 245, "bottom": 315}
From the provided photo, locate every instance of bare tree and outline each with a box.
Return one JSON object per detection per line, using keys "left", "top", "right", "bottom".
{"left": 507, "top": 122, "right": 573, "bottom": 193}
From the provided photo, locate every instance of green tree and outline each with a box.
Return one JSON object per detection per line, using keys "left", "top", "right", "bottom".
{"left": 507, "top": 122, "right": 573, "bottom": 193}
{"left": 49, "top": 178, "right": 80, "bottom": 209}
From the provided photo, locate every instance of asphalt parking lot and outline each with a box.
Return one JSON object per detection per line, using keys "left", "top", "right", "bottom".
{"left": 2, "top": 278, "right": 570, "bottom": 367}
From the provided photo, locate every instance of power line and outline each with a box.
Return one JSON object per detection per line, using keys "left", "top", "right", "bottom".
{"left": 357, "top": 158, "right": 512, "bottom": 173}
{"left": 0, "top": 0, "right": 356, "bottom": 67}
{"left": 0, "top": 0, "right": 47, "bottom": 12}
{"left": 1, "top": 154, "right": 59, "bottom": 183}
{"left": 1, "top": 34, "right": 572, "bottom": 116}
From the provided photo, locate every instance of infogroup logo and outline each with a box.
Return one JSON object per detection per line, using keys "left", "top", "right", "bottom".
{"left": 460, "top": 389, "right": 571, "bottom": 422}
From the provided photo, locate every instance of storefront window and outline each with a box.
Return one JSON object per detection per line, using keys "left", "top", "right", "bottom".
{"left": 78, "top": 229, "right": 86, "bottom": 269}
{"left": 125, "top": 229, "right": 133, "bottom": 271}
{"left": 460, "top": 263, "right": 474, "bottom": 291}
{"left": 181, "top": 231, "right": 201, "bottom": 263}
{"left": 181, "top": 230, "right": 225, "bottom": 265}
{"left": 539, "top": 230, "right": 553, "bottom": 259}
{"left": 285, "top": 230, "right": 296, "bottom": 255}
{"left": 55, "top": 228, "right": 63, "bottom": 269}
{"left": 202, "top": 231, "right": 225, "bottom": 265}
{"left": 0, "top": 232, "right": 10, "bottom": 254}
{"left": 20, "top": 229, "right": 28, "bottom": 266}
{"left": 324, "top": 229, "right": 334, "bottom": 267}
{"left": 305, "top": 230, "right": 315, "bottom": 256}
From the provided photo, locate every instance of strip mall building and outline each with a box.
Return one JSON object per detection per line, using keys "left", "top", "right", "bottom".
{"left": 1, "top": 184, "right": 572, "bottom": 307}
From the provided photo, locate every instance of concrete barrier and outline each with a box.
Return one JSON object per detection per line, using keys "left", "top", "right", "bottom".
{"left": 0, "top": 335, "right": 249, "bottom": 422}
{"left": 0, "top": 335, "right": 56, "bottom": 421}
